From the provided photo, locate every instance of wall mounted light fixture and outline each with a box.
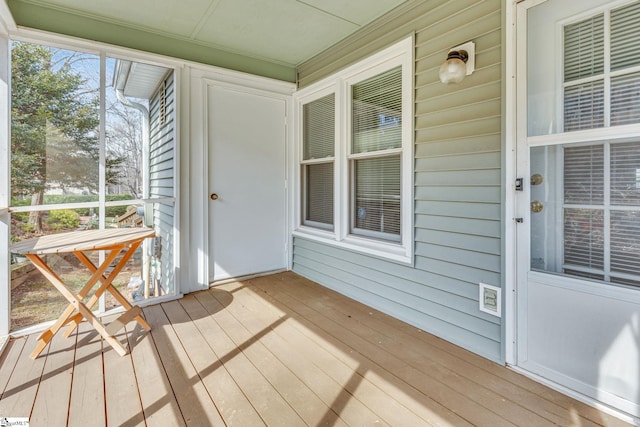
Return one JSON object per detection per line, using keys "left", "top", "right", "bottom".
{"left": 439, "top": 41, "right": 475, "bottom": 84}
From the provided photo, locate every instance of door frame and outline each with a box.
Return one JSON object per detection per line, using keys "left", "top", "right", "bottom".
{"left": 188, "top": 68, "right": 295, "bottom": 290}
{"left": 0, "top": 29, "right": 11, "bottom": 338}
{"left": 503, "top": 0, "right": 521, "bottom": 366}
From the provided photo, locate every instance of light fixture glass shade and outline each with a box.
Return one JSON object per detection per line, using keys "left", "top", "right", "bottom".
{"left": 439, "top": 58, "right": 466, "bottom": 84}
{"left": 439, "top": 50, "right": 468, "bottom": 84}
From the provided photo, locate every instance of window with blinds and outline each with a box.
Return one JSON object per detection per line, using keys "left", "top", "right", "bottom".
{"left": 350, "top": 67, "right": 402, "bottom": 241}
{"left": 301, "top": 93, "right": 335, "bottom": 229}
{"left": 554, "top": 1, "right": 640, "bottom": 288}
{"left": 294, "top": 36, "right": 412, "bottom": 261}
{"left": 563, "top": 1, "right": 640, "bottom": 131}
{"left": 562, "top": 142, "right": 640, "bottom": 287}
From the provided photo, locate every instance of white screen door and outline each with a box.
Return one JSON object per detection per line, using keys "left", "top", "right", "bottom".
{"left": 516, "top": 0, "right": 640, "bottom": 420}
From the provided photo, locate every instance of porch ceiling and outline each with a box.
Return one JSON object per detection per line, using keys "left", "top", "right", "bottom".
{"left": 6, "top": 0, "right": 407, "bottom": 80}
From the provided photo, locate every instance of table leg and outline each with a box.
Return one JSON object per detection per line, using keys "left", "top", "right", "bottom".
{"left": 62, "top": 247, "right": 132, "bottom": 337}
{"left": 71, "top": 240, "right": 151, "bottom": 333}
{"left": 26, "top": 252, "right": 128, "bottom": 359}
{"left": 60, "top": 248, "right": 123, "bottom": 338}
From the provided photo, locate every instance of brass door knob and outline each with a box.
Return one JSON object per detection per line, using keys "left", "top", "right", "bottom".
{"left": 531, "top": 200, "right": 543, "bottom": 213}
{"left": 210, "top": 193, "right": 219, "bottom": 201}
{"left": 531, "top": 173, "right": 543, "bottom": 185}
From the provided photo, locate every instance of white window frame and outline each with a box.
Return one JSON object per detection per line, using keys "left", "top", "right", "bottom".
{"left": 293, "top": 36, "right": 414, "bottom": 264}
{"left": 556, "top": 1, "right": 640, "bottom": 132}
{"left": 550, "top": 2, "right": 640, "bottom": 287}
{"left": 299, "top": 86, "right": 337, "bottom": 231}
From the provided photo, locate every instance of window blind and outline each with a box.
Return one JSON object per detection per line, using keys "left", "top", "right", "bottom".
{"left": 563, "top": 2, "right": 640, "bottom": 131}
{"left": 563, "top": 13, "right": 604, "bottom": 131}
{"left": 303, "top": 94, "right": 335, "bottom": 160}
{"left": 611, "top": 1, "right": 640, "bottom": 71}
{"left": 610, "top": 139, "right": 640, "bottom": 284}
{"left": 564, "top": 82, "right": 605, "bottom": 131}
{"left": 353, "top": 156, "right": 401, "bottom": 238}
{"left": 562, "top": 142, "right": 640, "bottom": 286}
{"left": 352, "top": 67, "right": 402, "bottom": 154}
{"left": 564, "top": 145, "right": 604, "bottom": 204}
{"left": 611, "top": 141, "right": 640, "bottom": 204}
{"left": 302, "top": 94, "right": 335, "bottom": 228}
{"left": 564, "top": 208, "right": 604, "bottom": 270}
{"left": 611, "top": 72, "right": 640, "bottom": 126}
{"left": 563, "top": 145, "right": 605, "bottom": 275}
{"left": 304, "top": 163, "right": 334, "bottom": 226}
{"left": 564, "top": 14, "right": 604, "bottom": 82}
{"left": 610, "top": 210, "right": 640, "bottom": 279}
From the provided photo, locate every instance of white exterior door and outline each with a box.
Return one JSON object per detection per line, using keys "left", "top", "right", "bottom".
{"left": 515, "top": 0, "right": 640, "bottom": 421}
{"left": 207, "top": 84, "right": 287, "bottom": 282}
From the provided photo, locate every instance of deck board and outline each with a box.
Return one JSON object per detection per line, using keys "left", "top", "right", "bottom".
{"left": 30, "top": 322, "right": 77, "bottom": 426}
{"left": 125, "top": 316, "right": 184, "bottom": 427}
{"left": 68, "top": 322, "right": 105, "bottom": 427}
{"left": 271, "top": 274, "right": 619, "bottom": 427}
{"left": 0, "top": 334, "right": 48, "bottom": 419}
{"left": 255, "top": 275, "right": 515, "bottom": 426}
{"left": 163, "top": 298, "right": 265, "bottom": 427}
{"left": 259, "top": 274, "right": 571, "bottom": 426}
{"left": 219, "top": 280, "right": 434, "bottom": 426}
{"left": 103, "top": 321, "right": 144, "bottom": 427}
{"left": 231, "top": 279, "right": 473, "bottom": 427}
{"left": 193, "top": 290, "right": 308, "bottom": 427}
{"left": 0, "top": 272, "right": 634, "bottom": 427}
{"left": 144, "top": 304, "right": 225, "bottom": 427}
{"left": 206, "top": 285, "right": 350, "bottom": 427}
{"left": 0, "top": 336, "right": 26, "bottom": 397}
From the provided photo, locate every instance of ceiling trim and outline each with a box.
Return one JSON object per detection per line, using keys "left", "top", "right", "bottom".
{"left": 6, "top": 0, "right": 297, "bottom": 81}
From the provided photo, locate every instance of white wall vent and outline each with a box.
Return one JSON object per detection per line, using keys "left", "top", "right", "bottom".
{"left": 479, "top": 282, "right": 502, "bottom": 317}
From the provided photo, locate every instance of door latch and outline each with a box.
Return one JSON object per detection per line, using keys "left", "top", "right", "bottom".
{"left": 515, "top": 217, "right": 524, "bottom": 223}
{"left": 515, "top": 178, "right": 524, "bottom": 191}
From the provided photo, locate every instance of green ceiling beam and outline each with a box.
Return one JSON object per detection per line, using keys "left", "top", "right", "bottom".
{"left": 7, "top": 0, "right": 296, "bottom": 82}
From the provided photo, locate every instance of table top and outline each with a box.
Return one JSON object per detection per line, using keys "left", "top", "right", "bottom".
{"left": 10, "top": 228, "right": 156, "bottom": 255}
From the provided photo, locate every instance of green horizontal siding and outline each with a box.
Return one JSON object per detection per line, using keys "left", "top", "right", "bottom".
{"left": 294, "top": 0, "right": 504, "bottom": 362}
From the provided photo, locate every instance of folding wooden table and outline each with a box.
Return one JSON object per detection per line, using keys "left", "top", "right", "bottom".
{"left": 10, "top": 227, "right": 155, "bottom": 359}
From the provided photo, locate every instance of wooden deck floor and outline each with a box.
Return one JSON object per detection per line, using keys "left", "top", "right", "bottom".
{"left": 0, "top": 272, "right": 632, "bottom": 427}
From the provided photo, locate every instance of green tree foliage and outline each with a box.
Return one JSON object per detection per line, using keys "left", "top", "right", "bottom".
{"left": 10, "top": 42, "right": 133, "bottom": 233}
{"left": 45, "top": 209, "right": 80, "bottom": 231}
{"left": 11, "top": 42, "right": 99, "bottom": 199}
